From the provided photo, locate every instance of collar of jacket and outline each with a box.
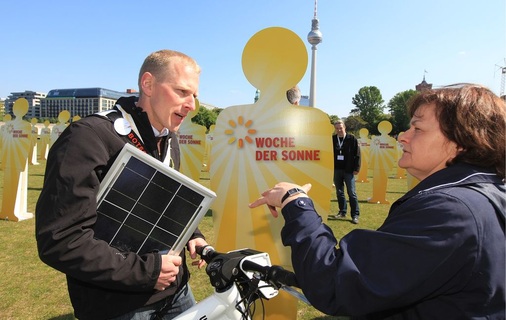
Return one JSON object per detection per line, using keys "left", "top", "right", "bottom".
{"left": 116, "top": 96, "right": 164, "bottom": 159}
{"left": 400, "top": 163, "right": 501, "bottom": 201}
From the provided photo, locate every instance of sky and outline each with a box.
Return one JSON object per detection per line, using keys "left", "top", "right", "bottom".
{"left": 1, "top": 0, "right": 505, "bottom": 118}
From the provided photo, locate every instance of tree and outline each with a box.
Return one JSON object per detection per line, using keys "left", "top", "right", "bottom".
{"left": 387, "top": 89, "right": 418, "bottom": 135}
{"left": 343, "top": 115, "right": 367, "bottom": 135}
{"left": 328, "top": 114, "right": 340, "bottom": 125}
{"left": 351, "top": 86, "right": 384, "bottom": 134}
{"left": 192, "top": 106, "right": 218, "bottom": 130}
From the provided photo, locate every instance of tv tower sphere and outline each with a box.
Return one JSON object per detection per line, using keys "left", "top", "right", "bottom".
{"left": 308, "top": 20, "right": 323, "bottom": 45}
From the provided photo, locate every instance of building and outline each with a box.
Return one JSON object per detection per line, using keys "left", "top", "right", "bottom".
{"left": 415, "top": 76, "right": 432, "bottom": 92}
{"left": 4, "top": 90, "right": 47, "bottom": 118}
{"left": 299, "top": 95, "right": 310, "bottom": 106}
{"left": 40, "top": 87, "right": 138, "bottom": 119}
{"left": 0, "top": 98, "right": 5, "bottom": 118}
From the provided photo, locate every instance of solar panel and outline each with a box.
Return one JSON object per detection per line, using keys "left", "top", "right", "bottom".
{"left": 94, "top": 143, "right": 216, "bottom": 255}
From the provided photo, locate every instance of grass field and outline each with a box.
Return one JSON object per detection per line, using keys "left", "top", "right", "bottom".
{"left": 0, "top": 160, "right": 410, "bottom": 319}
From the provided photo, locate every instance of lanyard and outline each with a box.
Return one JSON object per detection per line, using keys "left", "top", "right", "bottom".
{"left": 337, "top": 134, "right": 346, "bottom": 149}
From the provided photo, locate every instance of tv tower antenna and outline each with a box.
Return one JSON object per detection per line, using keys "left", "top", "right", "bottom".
{"left": 307, "top": 0, "right": 323, "bottom": 107}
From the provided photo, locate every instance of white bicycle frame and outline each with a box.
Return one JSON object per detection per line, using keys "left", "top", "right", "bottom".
{"left": 174, "top": 249, "right": 280, "bottom": 320}
{"left": 175, "top": 284, "right": 252, "bottom": 320}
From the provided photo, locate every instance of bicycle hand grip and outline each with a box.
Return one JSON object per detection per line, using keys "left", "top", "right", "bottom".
{"left": 196, "top": 245, "right": 218, "bottom": 262}
{"left": 268, "top": 265, "right": 299, "bottom": 288}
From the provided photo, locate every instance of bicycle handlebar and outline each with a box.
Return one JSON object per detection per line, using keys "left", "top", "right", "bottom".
{"left": 196, "top": 245, "right": 299, "bottom": 290}
{"left": 241, "top": 260, "right": 299, "bottom": 288}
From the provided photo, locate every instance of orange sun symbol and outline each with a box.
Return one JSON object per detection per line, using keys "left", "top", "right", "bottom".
{"left": 224, "top": 116, "right": 257, "bottom": 148}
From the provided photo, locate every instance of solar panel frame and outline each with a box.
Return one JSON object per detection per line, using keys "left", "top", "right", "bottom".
{"left": 95, "top": 143, "right": 216, "bottom": 255}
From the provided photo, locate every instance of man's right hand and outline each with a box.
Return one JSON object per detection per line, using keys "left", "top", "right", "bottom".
{"left": 154, "top": 254, "right": 182, "bottom": 291}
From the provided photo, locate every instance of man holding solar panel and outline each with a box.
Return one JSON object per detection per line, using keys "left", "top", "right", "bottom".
{"left": 36, "top": 50, "right": 209, "bottom": 320}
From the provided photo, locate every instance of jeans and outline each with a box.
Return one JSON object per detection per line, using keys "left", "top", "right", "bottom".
{"left": 333, "top": 169, "right": 360, "bottom": 217}
{"left": 110, "top": 284, "right": 196, "bottom": 320}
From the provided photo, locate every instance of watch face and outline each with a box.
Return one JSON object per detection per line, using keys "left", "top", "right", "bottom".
{"left": 288, "top": 188, "right": 299, "bottom": 195}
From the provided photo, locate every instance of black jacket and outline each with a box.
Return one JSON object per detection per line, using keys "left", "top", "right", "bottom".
{"left": 332, "top": 133, "right": 361, "bottom": 173}
{"left": 35, "top": 96, "right": 204, "bottom": 319}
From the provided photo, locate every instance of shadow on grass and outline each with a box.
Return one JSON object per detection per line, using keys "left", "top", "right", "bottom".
{"left": 325, "top": 218, "right": 351, "bottom": 224}
{"left": 48, "top": 314, "right": 75, "bottom": 320}
{"left": 389, "top": 191, "right": 406, "bottom": 195}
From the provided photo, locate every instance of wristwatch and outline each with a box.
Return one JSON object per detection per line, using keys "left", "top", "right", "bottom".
{"left": 281, "top": 187, "right": 306, "bottom": 203}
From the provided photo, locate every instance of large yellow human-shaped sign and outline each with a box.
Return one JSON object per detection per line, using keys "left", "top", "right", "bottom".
{"left": 0, "top": 114, "right": 13, "bottom": 164}
{"left": 178, "top": 99, "right": 207, "bottom": 182}
{"left": 202, "top": 125, "right": 215, "bottom": 172}
{"left": 357, "top": 128, "right": 370, "bottom": 183}
{"left": 50, "top": 110, "right": 70, "bottom": 147}
{"left": 1, "top": 98, "right": 33, "bottom": 221}
{"left": 210, "top": 27, "right": 334, "bottom": 319}
{"left": 29, "top": 118, "right": 40, "bottom": 165}
{"left": 368, "top": 120, "right": 396, "bottom": 204}
{"left": 39, "top": 120, "right": 51, "bottom": 160}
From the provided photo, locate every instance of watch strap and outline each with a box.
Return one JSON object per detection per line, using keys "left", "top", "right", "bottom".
{"left": 281, "top": 187, "right": 306, "bottom": 203}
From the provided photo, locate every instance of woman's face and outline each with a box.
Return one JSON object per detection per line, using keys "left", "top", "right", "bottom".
{"left": 398, "top": 103, "right": 459, "bottom": 181}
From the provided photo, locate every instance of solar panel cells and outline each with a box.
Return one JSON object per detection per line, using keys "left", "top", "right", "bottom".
{"left": 94, "top": 144, "right": 215, "bottom": 255}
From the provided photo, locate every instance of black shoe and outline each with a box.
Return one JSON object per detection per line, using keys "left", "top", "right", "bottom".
{"left": 328, "top": 213, "right": 346, "bottom": 220}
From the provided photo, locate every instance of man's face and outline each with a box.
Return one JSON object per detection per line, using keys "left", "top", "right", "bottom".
{"left": 142, "top": 62, "right": 200, "bottom": 132}
{"left": 334, "top": 123, "right": 346, "bottom": 137}
{"left": 398, "top": 103, "right": 459, "bottom": 181}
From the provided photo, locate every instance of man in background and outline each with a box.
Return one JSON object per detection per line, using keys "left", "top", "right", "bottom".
{"left": 286, "top": 85, "right": 301, "bottom": 105}
{"left": 328, "top": 120, "right": 361, "bottom": 223}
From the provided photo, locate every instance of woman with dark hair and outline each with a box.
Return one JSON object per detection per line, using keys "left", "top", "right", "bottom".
{"left": 250, "top": 84, "right": 505, "bottom": 319}
{"left": 406, "top": 83, "right": 505, "bottom": 180}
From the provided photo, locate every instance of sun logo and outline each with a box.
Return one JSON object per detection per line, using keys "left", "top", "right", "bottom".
{"left": 224, "top": 116, "right": 257, "bottom": 148}
{"left": 5, "top": 123, "right": 15, "bottom": 134}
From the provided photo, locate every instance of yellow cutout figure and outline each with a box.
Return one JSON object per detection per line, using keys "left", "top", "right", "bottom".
{"left": 178, "top": 99, "right": 207, "bottom": 181}
{"left": 203, "top": 124, "right": 215, "bottom": 172}
{"left": 39, "top": 120, "right": 51, "bottom": 160}
{"left": 72, "top": 115, "right": 81, "bottom": 122}
{"left": 50, "top": 110, "right": 70, "bottom": 147}
{"left": 357, "top": 128, "right": 370, "bottom": 183}
{"left": 29, "top": 118, "right": 40, "bottom": 165}
{"left": 209, "top": 27, "right": 334, "bottom": 319}
{"left": 368, "top": 120, "right": 396, "bottom": 204}
{"left": 1, "top": 98, "right": 33, "bottom": 221}
{"left": 0, "top": 114, "right": 13, "bottom": 164}
{"left": 395, "top": 132, "right": 406, "bottom": 179}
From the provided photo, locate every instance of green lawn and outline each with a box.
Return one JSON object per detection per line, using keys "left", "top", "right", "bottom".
{"left": 0, "top": 160, "right": 409, "bottom": 319}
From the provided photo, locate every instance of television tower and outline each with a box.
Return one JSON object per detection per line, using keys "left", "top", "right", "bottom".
{"left": 307, "top": 0, "right": 323, "bottom": 107}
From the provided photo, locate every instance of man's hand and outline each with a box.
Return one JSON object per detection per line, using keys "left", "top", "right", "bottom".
{"left": 154, "top": 254, "right": 182, "bottom": 291}
{"left": 187, "top": 237, "right": 208, "bottom": 269}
